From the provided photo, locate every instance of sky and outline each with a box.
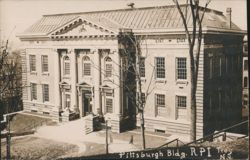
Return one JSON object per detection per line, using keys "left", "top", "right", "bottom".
{"left": 0, "top": 0, "right": 247, "bottom": 49}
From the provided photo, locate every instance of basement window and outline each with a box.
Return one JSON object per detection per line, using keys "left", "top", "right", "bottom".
{"left": 177, "top": 38, "right": 185, "bottom": 43}
{"left": 155, "top": 129, "right": 165, "bottom": 133}
{"left": 43, "top": 112, "right": 50, "bottom": 115}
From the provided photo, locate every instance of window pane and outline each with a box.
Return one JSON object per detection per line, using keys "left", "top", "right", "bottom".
{"left": 177, "top": 58, "right": 187, "bottom": 79}
{"left": 244, "top": 77, "right": 248, "bottom": 88}
{"left": 177, "top": 96, "right": 186, "bottom": 108}
{"left": 156, "top": 94, "right": 165, "bottom": 107}
{"left": 42, "top": 55, "right": 48, "bottom": 72}
{"left": 156, "top": 94, "right": 166, "bottom": 116}
{"left": 156, "top": 57, "right": 165, "bottom": 78}
{"left": 43, "top": 84, "right": 49, "bottom": 102}
{"left": 140, "top": 57, "right": 145, "bottom": 77}
{"left": 244, "top": 60, "right": 248, "bottom": 70}
{"left": 83, "top": 63, "right": 91, "bottom": 76}
{"left": 64, "top": 56, "right": 70, "bottom": 75}
{"left": 31, "top": 83, "right": 37, "bottom": 100}
{"left": 65, "top": 94, "right": 70, "bottom": 108}
{"left": 105, "top": 64, "right": 112, "bottom": 77}
{"left": 209, "top": 58, "right": 213, "bottom": 79}
{"left": 29, "top": 55, "right": 36, "bottom": 72}
{"left": 106, "top": 92, "right": 113, "bottom": 97}
{"left": 106, "top": 98, "right": 113, "bottom": 113}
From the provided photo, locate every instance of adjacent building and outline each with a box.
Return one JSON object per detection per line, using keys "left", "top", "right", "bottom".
{"left": 242, "top": 36, "right": 248, "bottom": 118}
{"left": 18, "top": 4, "right": 245, "bottom": 138}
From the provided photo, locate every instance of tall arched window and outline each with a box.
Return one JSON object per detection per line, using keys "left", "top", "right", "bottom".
{"left": 83, "top": 56, "right": 91, "bottom": 76}
{"left": 64, "top": 56, "right": 70, "bottom": 75}
{"left": 105, "top": 57, "right": 112, "bottom": 78}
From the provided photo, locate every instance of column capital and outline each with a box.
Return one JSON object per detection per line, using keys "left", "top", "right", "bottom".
{"left": 110, "top": 49, "right": 118, "bottom": 54}
{"left": 91, "top": 49, "right": 98, "bottom": 54}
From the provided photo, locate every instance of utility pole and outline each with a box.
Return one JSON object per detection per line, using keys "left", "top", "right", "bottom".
{"left": 6, "top": 115, "right": 11, "bottom": 160}
{"left": 0, "top": 114, "right": 2, "bottom": 160}
{"left": 105, "top": 120, "right": 108, "bottom": 154}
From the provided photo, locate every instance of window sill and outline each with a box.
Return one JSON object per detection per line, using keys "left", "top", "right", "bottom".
{"left": 178, "top": 107, "right": 187, "bottom": 110}
{"left": 30, "top": 72, "right": 37, "bottom": 75}
{"left": 176, "top": 80, "right": 188, "bottom": 85}
{"left": 31, "top": 100, "right": 37, "bottom": 103}
{"left": 42, "top": 72, "right": 50, "bottom": 76}
{"left": 83, "top": 76, "right": 92, "bottom": 80}
{"left": 155, "top": 79, "right": 166, "bottom": 83}
{"left": 63, "top": 76, "right": 71, "bottom": 80}
{"left": 43, "top": 101, "right": 50, "bottom": 105}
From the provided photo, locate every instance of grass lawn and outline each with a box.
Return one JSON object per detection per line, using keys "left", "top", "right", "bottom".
{"left": 1, "top": 136, "right": 79, "bottom": 160}
{"left": 64, "top": 142, "right": 106, "bottom": 159}
{"left": 6, "top": 113, "right": 56, "bottom": 132}
{"left": 193, "top": 138, "right": 249, "bottom": 159}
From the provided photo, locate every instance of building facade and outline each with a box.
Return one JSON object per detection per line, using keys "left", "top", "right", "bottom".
{"left": 18, "top": 5, "right": 245, "bottom": 138}
{"left": 242, "top": 37, "right": 248, "bottom": 118}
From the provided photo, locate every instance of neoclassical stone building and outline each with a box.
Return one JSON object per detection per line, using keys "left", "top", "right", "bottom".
{"left": 18, "top": 4, "right": 245, "bottom": 138}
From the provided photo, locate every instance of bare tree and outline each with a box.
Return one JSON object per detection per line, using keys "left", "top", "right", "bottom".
{"left": 118, "top": 31, "right": 155, "bottom": 149}
{"left": 0, "top": 40, "right": 23, "bottom": 159}
{"left": 173, "top": 0, "right": 211, "bottom": 141}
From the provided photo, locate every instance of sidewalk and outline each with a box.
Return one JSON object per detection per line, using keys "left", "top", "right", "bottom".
{"left": 33, "top": 119, "right": 138, "bottom": 154}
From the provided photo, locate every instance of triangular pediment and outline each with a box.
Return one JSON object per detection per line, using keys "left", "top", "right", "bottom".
{"left": 78, "top": 82, "right": 91, "bottom": 86}
{"left": 50, "top": 17, "right": 118, "bottom": 38}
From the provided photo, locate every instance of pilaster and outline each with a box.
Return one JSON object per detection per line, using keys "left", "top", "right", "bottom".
{"left": 113, "top": 49, "right": 121, "bottom": 115}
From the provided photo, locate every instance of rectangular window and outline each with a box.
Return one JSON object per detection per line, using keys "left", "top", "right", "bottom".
{"left": 209, "top": 96, "right": 212, "bottom": 114}
{"left": 244, "top": 60, "right": 248, "bottom": 70}
{"left": 225, "top": 56, "right": 228, "bottom": 73}
{"left": 31, "top": 83, "right": 37, "bottom": 100}
{"left": 156, "top": 94, "right": 165, "bottom": 107}
{"left": 243, "top": 100, "right": 248, "bottom": 106}
{"left": 177, "top": 96, "right": 187, "bottom": 108}
{"left": 106, "top": 98, "right": 113, "bottom": 113}
{"left": 141, "top": 93, "right": 146, "bottom": 104}
{"left": 244, "top": 77, "right": 248, "bottom": 88}
{"left": 219, "top": 92, "right": 222, "bottom": 111}
{"left": 29, "top": 55, "right": 36, "bottom": 72}
{"left": 156, "top": 57, "right": 165, "bottom": 78}
{"left": 42, "top": 84, "right": 49, "bottom": 102}
{"left": 41, "top": 55, "right": 48, "bottom": 72}
{"left": 219, "top": 57, "right": 222, "bottom": 76}
{"left": 156, "top": 94, "right": 166, "bottom": 116}
{"left": 64, "top": 63, "right": 70, "bottom": 75}
{"left": 65, "top": 94, "right": 71, "bottom": 109}
{"left": 244, "top": 44, "right": 248, "bottom": 52}
{"left": 209, "top": 58, "right": 213, "bottom": 79}
{"left": 83, "top": 63, "right": 91, "bottom": 76}
{"left": 140, "top": 57, "right": 145, "bottom": 77}
{"left": 105, "top": 64, "right": 112, "bottom": 77}
{"left": 177, "top": 58, "right": 187, "bottom": 80}
{"left": 105, "top": 90, "right": 113, "bottom": 113}
{"left": 231, "top": 56, "right": 234, "bottom": 73}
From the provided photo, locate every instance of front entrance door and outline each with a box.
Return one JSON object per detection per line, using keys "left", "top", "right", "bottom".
{"left": 82, "top": 91, "right": 92, "bottom": 116}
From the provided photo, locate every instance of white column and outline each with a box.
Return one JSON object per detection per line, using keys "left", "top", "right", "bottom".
{"left": 70, "top": 48, "right": 77, "bottom": 111}
{"left": 52, "top": 48, "right": 61, "bottom": 109}
{"left": 93, "top": 48, "right": 101, "bottom": 114}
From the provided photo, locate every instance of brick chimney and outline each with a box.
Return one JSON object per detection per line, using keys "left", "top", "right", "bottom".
{"left": 226, "top": 8, "right": 232, "bottom": 29}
